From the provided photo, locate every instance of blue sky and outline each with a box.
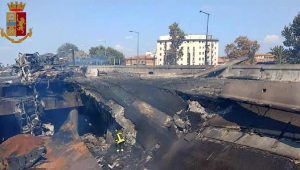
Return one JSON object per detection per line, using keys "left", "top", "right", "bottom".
{"left": 0, "top": 0, "right": 299, "bottom": 64}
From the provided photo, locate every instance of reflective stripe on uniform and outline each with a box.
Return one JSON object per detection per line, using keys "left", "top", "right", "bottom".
{"left": 116, "top": 132, "right": 125, "bottom": 144}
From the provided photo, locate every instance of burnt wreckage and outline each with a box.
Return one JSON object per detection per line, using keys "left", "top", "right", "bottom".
{"left": 1, "top": 53, "right": 300, "bottom": 169}
{"left": 13, "top": 53, "right": 72, "bottom": 136}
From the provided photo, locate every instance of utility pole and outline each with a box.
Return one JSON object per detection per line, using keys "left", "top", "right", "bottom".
{"left": 279, "top": 52, "right": 282, "bottom": 64}
{"left": 98, "top": 39, "right": 107, "bottom": 64}
{"left": 129, "top": 30, "right": 140, "bottom": 64}
{"left": 200, "top": 10, "right": 210, "bottom": 65}
{"left": 104, "top": 40, "right": 107, "bottom": 59}
{"left": 69, "top": 49, "right": 75, "bottom": 66}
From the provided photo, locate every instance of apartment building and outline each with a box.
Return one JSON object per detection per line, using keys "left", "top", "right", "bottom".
{"left": 155, "top": 35, "right": 219, "bottom": 65}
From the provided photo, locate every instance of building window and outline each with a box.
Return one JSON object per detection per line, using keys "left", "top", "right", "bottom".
{"left": 160, "top": 53, "right": 162, "bottom": 56}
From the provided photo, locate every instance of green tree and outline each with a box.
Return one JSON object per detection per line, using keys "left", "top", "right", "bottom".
{"left": 224, "top": 43, "right": 238, "bottom": 58}
{"left": 165, "top": 22, "right": 185, "bottom": 65}
{"left": 270, "top": 45, "right": 287, "bottom": 64}
{"left": 281, "top": 13, "right": 300, "bottom": 63}
{"left": 225, "top": 36, "right": 260, "bottom": 63}
{"left": 89, "top": 46, "right": 125, "bottom": 65}
{"left": 89, "top": 45, "right": 106, "bottom": 57}
{"left": 75, "top": 50, "right": 88, "bottom": 59}
{"left": 106, "top": 47, "right": 125, "bottom": 65}
{"left": 57, "top": 43, "right": 79, "bottom": 58}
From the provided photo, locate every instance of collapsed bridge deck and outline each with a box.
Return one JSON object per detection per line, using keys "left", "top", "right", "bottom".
{"left": 2, "top": 61, "right": 300, "bottom": 169}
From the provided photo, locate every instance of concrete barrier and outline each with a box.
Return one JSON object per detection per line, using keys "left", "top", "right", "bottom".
{"left": 222, "top": 65, "right": 300, "bottom": 82}
{"left": 86, "top": 65, "right": 210, "bottom": 77}
{"left": 220, "top": 79, "right": 300, "bottom": 112}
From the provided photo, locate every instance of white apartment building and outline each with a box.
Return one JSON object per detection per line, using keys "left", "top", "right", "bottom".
{"left": 155, "top": 35, "right": 219, "bottom": 65}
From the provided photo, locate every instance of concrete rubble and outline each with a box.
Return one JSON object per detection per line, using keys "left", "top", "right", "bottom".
{"left": 42, "top": 123, "right": 54, "bottom": 136}
{"left": 106, "top": 100, "right": 136, "bottom": 145}
{"left": 1, "top": 53, "right": 300, "bottom": 169}
{"left": 188, "top": 100, "right": 206, "bottom": 113}
{"left": 81, "top": 133, "right": 111, "bottom": 152}
{"left": 78, "top": 86, "right": 137, "bottom": 146}
{"left": 187, "top": 100, "right": 213, "bottom": 120}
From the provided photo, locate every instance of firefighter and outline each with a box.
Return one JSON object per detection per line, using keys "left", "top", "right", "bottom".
{"left": 115, "top": 129, "right": 125, "bottom": 153}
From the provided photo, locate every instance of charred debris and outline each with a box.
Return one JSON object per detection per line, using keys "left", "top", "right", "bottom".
{"left": 0, "top": 53, "right": 133, "bottom": 169}
{"left": 1, "top": 53, "right": 300, "bottom": 169}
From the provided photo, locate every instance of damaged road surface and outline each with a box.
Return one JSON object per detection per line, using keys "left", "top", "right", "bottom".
{"left": 1, "top": 53, "right": 300, "bottom": 169}
{"left": 73, "top": 76, "right": 300, "bottom": 170}
{"left": 75, "top": 77, "right": 186, "bottom": 169}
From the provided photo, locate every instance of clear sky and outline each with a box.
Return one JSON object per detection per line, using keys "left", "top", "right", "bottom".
{"left": 0, "top": 0, "right": 299, "bottom": 64}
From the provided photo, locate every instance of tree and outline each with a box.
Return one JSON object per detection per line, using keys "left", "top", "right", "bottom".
{"left": 165, "top": 22, "right": 185, "bottom": 65}
{"left": 89, "top": 45, "right": 106, "bottom": 57}
{"left": 75, "top": 50, "right": 88, "bottom": 59}
{"left": 225, "top": 36, "right": 260, "bottom": 63}
{"left": 106, "top": 47, "right": 125, "bottom": 65}
{"left": 89, "top": 45, "right": 125, "bottom": 65}
{"left": 57, "top": 43, "right": 79, "bottom": 59}
{"left": 225, "top": 43, "right": 238, "bottom": 59}
{"left": 270, "top": 45, "right": 287, "bottom": 64}
{"left": 281, "top": 13, "right": 300, "bottom": 63}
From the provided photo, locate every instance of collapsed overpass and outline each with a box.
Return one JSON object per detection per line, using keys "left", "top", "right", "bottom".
{"left": 2, "top": 60, "right": 300, "bottom": 169}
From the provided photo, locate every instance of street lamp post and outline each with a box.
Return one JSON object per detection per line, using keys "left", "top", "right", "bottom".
{"left": 129, "top": 30, "right": 140, "bottom": 64}
{"left": 199, "top": 10, "right": 210, "bottom": 65}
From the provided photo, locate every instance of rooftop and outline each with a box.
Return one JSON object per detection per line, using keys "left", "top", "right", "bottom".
{"left": 126, "top": 55, "right": 155, "bottom": 60}
{"left": 158, "top": 34, "right": 218, "bottom": 42}
{"left": 255, "top": 53, "right": 274, "bottom": 56}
